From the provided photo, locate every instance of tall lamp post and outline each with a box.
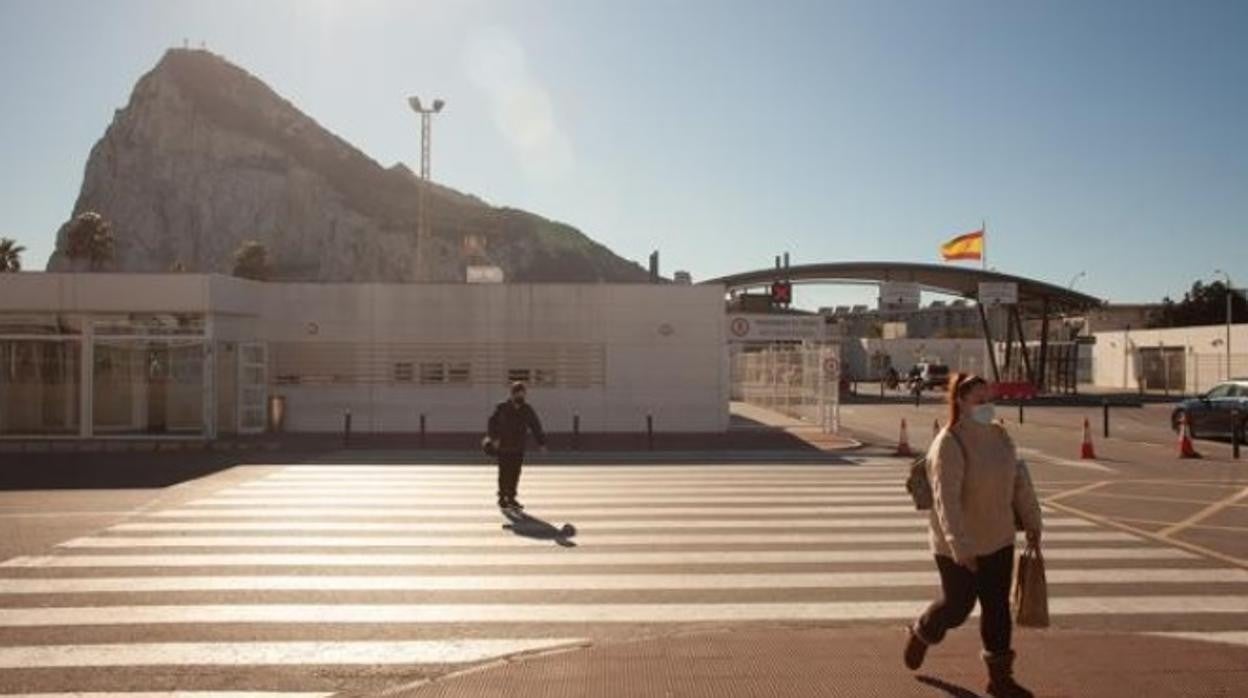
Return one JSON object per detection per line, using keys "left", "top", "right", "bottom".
{"left": 407, "top": 96, "right": 445, "bottom": 281}
{"left": 1215, "top": 269, "right": 1232, "bottom": 379}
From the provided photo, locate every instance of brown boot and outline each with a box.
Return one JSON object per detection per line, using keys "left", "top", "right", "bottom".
{"left": 903, "top": 623, "right": 929, "bottom": 670}
{"left": 984, "top": 650, "right": 1034, "bottom": 698}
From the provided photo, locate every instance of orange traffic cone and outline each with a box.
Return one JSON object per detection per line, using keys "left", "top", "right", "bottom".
{"left": 895, "top": 418, "right": 913, "bottom": 457}
{"left": 1080, "top": 418, "right": 1097, "bottom": 459}
{"left": 1177, "top": 413, "right": 1202, "bottom": 459}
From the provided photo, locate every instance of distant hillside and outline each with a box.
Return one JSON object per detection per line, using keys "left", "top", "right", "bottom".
{"left": 47, "top": 49, "right": 650, "bottom": 283}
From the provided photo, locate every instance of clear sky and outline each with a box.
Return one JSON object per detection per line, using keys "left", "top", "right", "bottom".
{"left": 1, "top": 0, "right": 1245, "bottom": 308}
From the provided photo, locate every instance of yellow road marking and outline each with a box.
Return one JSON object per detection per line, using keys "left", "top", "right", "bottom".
{"left": 1044, "top": 499, "right": 1248, "bottom": 570}
{"left": 1074, "top": 491, "right": 1248, "bottom": 508}
{"left": 1043, "top": 480, "right": 1111, "bottom": 503}
{"left": 1160, "top": 486, "right": 1248, "bottom": 537}
{"left": 1112, "top": 516, "right": 1248, "bottom": 535}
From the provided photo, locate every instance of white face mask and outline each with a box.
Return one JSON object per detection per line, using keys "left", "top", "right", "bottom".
{"left": 970, "top": 403, "right": 996, "bottom": 425}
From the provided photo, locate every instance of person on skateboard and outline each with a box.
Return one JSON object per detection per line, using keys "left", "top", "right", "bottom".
{"left": 486, "top": 381, "right": 547, "bottom": 510}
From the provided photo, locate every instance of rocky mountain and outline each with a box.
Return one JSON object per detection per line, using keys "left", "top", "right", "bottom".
{"left": 47, "top": 49, "right": 651, "bottom": 283}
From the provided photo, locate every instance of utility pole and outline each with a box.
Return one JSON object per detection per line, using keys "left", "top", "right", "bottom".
{"left": 407, "top": 96, "right": 445, "bottom": 281}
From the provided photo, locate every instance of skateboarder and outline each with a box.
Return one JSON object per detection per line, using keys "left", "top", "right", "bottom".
{"left": 486, "top": 381, "right": 547, "bottom": 510}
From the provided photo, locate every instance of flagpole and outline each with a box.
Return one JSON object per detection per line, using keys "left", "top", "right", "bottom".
{"left": 981, "top": 219, "right": 987, "bottom": 271}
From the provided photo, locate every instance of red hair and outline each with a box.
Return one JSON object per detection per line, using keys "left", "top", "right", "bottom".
{"left": 947, "top": 373, "right": 987, "bottom": 425}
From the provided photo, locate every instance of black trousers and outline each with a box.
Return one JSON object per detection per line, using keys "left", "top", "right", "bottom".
{"left": 497, "top": 451, "right": 524, "bottom": 499}
{"left": 915, "top": 544, "right": 1015, "bottom": 655}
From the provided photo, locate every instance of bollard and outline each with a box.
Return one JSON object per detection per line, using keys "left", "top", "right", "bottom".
{"left": 1234, "top": 409, "right": 1241, "bottom": 460}
{"left": 419, "top": 413, "right": 427, "bottom": 449}
{"left": 647, "top": 414, "right": 654, "bottom": 451}
{"left": 343, "top": 409, "right": 352, "bottom": 448}
{"left": 1102, "top": 400, "right": 1110, "bottom": 439}
{"left": 573, "top": 415, "right": 581, "bottom": 451}
{"left": 914, "top": 388, "right": 921, "bottom": 408}
{"left": 1018, "top": 401, "right": 1024, "bottom": 425}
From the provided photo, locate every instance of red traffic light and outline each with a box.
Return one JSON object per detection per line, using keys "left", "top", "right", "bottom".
{"left": 770, "top": 281, "right": 792, "bottom": 305}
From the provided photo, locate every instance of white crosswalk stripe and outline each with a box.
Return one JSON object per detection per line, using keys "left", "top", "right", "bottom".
{"left": 2, "top": 461, "right": 1245, "bottom": 696}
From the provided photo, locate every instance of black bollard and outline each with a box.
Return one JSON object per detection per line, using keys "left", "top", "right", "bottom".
{"left": 1103, "top": 400, "right": 1110, "bottom": 439}
{"left": 1234, "top": 409, "right": 1241, "bottom": 460}
{"left": 573, "top": 415, "right": 580, "bottom": 451}
{"left": 1018, "top": 401, "right": 1024, "bottom": 425}
{"left": 647, "top": 414, "right": 654, "bottom": 451}
{"left": 343, "top": 409, "right": 352, "bottom": 448}
{"left": 419, "top": 413, "right": 426, "bottom": 448}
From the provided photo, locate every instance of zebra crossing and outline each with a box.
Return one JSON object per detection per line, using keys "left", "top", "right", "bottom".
{"left": 2, "top": 460, "right": 1247, "bottom": 696}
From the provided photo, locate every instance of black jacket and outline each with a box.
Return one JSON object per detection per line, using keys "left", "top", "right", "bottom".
{"left": 488, "top": 400, "right": 546, "bottom": 453}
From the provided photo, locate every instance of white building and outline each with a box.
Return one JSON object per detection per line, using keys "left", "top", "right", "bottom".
{"left": 0, "top": 274, "right": 729, "bottom": 439}
{"left": 1092, "top": 323, "right": 1248, "bottom": 393}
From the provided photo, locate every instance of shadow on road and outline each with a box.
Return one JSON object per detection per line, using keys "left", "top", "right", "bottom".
{"left": 502, "top": 509, "right": 578, "bottom": 547}
{"left": 915, "top": 675, "right": 981, "bottom": 697}
{"left": 0, "top": 452, "right": 252, "bottom": 491}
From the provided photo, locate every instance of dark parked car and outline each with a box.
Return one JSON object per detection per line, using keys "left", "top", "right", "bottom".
{"left": 1171, "top": 379, "right": 1248, "bottom": 442}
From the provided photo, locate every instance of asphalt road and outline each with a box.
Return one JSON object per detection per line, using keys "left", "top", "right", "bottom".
{"left": 0, "top": 445, "right": 1245, "bottom": 695}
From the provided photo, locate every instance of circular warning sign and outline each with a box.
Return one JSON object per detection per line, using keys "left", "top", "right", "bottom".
{"left": 823, "top": 356, "right": 840, "bottom": 375}
{"left": 730, "top": 317, "right": 751, "bottom": 337}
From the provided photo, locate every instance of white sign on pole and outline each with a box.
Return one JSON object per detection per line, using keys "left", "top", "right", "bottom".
{"left": 977, "top": 282, "right": 1018, "bottom": 306}
{"left": 878, "top": 282, "right": 921, "bottom": 309}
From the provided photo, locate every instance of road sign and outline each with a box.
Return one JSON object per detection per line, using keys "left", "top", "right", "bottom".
{"left": 770, "top": 281, "right": 792, "bottom": 305}
{"left": 978, "top": 282, "right": 1018, "bottom": 306}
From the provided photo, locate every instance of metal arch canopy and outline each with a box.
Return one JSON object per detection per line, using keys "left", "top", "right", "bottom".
{"left": 703, "top": 261, "right": 1102, "bottom": 313}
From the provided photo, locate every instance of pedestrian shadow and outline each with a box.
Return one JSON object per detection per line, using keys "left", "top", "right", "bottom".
{"left": 502, "top": 509, "right": 578, "bottom": 548}
{"left": 915, "top": 675, "right": 980, "bottom": 697}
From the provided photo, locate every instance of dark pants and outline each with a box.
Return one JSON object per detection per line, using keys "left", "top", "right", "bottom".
{"left": 915, "top": 545, "right": 1015, "bottom": 654}
{"left": 497, "top": 451, "right": 524, "bottom": 499}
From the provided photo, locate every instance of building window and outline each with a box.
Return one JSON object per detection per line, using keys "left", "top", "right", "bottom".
{"left": 420, "top": 362, "right": 446, "bottom": 384}
{"left": 507, "top": 367, "right": 531, "bottom": 384}
{"left": 447, "top": 362, "right": 471, "bottom": 384}
{"left": 533, "top": 368, "right": 557, "bottom": 387}
{"left": 394, "top": 362, "right": 414, "bottom": 383}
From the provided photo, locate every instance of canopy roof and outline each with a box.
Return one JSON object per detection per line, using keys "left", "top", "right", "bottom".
{"left": 704, "top": 262, "right": 1102, "bottom": 314}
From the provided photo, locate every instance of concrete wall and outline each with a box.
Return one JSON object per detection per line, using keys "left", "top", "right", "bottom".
{"left": 0, "top": 274, "right": 729, "bottom": 435}
{"left": 1092, "top": 323, "right": 1248, "bottom": 393}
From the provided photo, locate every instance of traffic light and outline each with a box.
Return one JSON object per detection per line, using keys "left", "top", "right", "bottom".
{"left": 770, "top": 280, "right": 792, "bottom": 306}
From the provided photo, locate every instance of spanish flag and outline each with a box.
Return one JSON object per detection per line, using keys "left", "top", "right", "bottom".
{"left": 940, "top": 229, "right": 984, "bottom": 261}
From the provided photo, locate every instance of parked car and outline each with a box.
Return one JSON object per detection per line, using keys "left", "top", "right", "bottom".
{"left": 1171, "top": 379, "right": 1248, "bottom": 442}
{"left": 913, "top": 362, "right": 951, "bottom": 390}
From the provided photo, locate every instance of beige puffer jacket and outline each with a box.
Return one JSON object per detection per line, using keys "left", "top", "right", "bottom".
{"left": 927, "top": 419, "right": 1043, "bottom": 561}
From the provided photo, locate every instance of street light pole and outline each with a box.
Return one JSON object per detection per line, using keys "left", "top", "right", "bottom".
{"left": 1216, "top": 269, "right": 1232, "bottom": 379}
{"left": 407, "top": 96, "right": 445, "bottom": 281}
{"left": 1068, "top": 271, "right": 1086, "bottom": 290}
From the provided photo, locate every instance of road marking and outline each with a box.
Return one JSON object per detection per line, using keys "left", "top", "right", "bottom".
{"left": 186, "top": 495, "right": 916, "bottom": 507}
{"left": 1150, "top": 631, "right": 1248, "bottom": 648}
{"left": 1018, "top": 448, "right": 1116, "bottom": 473}
{"left": 0, "top": 596, "right": 1244, "bottom": 627}
{"left": 108, "top": 517, "right": 1097, "bottom": 532}
{"left": 1044, "top": 499, "right": 1248, "bottom": 570}
{"left": 229, "top": 485, "right": 906, "bottom": 494}
{"left": 274, "top": 465, "right": 901, "bottom": 474}
{"left": 2, "top": 568, "right": 1244, "bottom": 595}
{"left": 1160, "top": 485, "right": 1248, "bottom": 537}
{"left": 1110, "top": 516, "right": 1248, "bottom": 535}
{"left": 0, "top": 547, "right": 1192, "bottom": 569}
{"left": 57, "top": 530, "right": 1136, "bottom": 549}
{"left": 1077, "top": 491, "right": 1248, "bottom": 508}
{"left": 1043, "top": 480, "right": 1111, "bottom": 504}
{"left": 14, "top": 694, "right": 334, "bottom": 698}
{"left": 151, "top": 505, "right": 925, "bottom": 518}
{"left": 0, "top": 639, "right": 584, "bottom": 669}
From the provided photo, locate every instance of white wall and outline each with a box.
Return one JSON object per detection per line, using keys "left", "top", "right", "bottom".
{"left": 256, "top": 282, "right": 728, "bottom": 433}
{"left": 1092, "top": 323, "right": 1248, "bottom": 392}
{"left": 0, "top": 274, "right": 730, "bottom": 435}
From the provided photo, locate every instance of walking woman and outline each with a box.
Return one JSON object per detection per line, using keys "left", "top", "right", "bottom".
{"left": 904, "top": 373, "right": 1043, "bottom": 698}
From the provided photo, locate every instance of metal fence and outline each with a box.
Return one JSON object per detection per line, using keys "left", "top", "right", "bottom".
{"left": 731, "top": 342, "right": 841, "bottom": 433}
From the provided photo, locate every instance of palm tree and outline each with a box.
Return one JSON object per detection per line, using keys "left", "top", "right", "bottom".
{"left": 0, "top": 238, "right": 24, "bottom": 272}
{"left": 63, "top": 212, "right": 116, "bottom": 270}
{"left": 232, "top": 240, "right": 271, "bottom": 281}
